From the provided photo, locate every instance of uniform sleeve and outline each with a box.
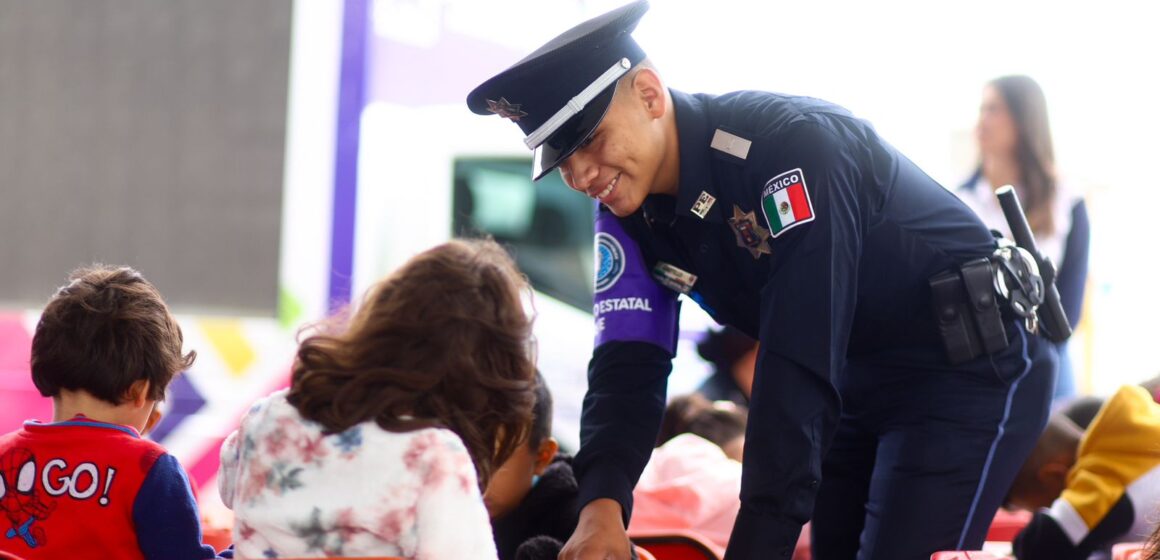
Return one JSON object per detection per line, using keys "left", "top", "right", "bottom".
{"left": 726, "top": 121, "right": 853, "bottom": 557}
{"left": 133, "top": 453, "right": 226, "bottom": 559}
{"left": 573, "top": 341, "right": 672, "bottom": 522}
{"left": 1055, "top": 199, "right": 1090, "bottom": 329}
{"left": 572, "top": 208, "right": 679, "bottom": 524}
{"left": 414, "top": 434, "right": 499, "bottom": 560}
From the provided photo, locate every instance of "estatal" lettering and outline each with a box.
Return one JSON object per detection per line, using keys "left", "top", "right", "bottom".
{"left": 593, "top": 297, "right": 653, "bottom": 315}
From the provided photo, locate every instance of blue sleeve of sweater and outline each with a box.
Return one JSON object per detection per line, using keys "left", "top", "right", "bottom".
{"left": 133, "top": 453, "right": 226, "bottom": 560}
{"left": 1056, "top": 199, "right": 1091, "bottom": 328}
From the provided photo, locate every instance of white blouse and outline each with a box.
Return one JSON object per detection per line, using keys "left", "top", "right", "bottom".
{"left": 219, "top": 389, "right": 498, "bottom": 559}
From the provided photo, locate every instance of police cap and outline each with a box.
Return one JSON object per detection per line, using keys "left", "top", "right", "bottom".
{"left": 466, "top": 0, "right": 649, "bottom": 180}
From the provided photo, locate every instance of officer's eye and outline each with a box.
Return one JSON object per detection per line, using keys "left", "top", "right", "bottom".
{"left": 578, "top": 133, "right": 597, "bottom": 150}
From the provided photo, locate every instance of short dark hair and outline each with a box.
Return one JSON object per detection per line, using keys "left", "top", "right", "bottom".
{"left": 529, "top": 371, "right": 554, "bottom": 448}
{"left": 31, "top": 265, "right": 195, "bottom": 405}
{"left": 1060, "top": 395, "right": 1105, "bottom": 430}
{"left": 656, "top": 393, "right": 748, "bottom": 449}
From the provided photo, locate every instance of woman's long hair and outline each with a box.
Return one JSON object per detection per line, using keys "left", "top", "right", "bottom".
{"left": 286, "top": 238, "right": 536, "bottom": 488}
{"left": 985, "top": 74, "right": 1058, "bottom": 236}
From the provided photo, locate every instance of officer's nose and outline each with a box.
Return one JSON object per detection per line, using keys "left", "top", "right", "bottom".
{"left": 561, "top": 152, "right": 598, "bottom": 194}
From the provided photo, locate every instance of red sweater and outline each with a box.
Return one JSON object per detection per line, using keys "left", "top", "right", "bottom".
{"left": 0, "top": 417, "right": 224, "bottom": 559}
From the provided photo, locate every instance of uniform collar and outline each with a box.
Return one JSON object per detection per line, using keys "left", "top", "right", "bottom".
{"left": 642, "top": 89, "right": 723, "bottom": 224}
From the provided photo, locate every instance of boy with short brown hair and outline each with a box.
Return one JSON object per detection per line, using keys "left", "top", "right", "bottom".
{"left": 0, "top": 265, "right": 225, "bottom": 559}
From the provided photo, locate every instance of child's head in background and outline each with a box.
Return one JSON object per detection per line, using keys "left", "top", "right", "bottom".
{"left": 1003, "top": 413, "right": 1083, "bottom": 511}
{"left": 484, "top": 371, "right": 558, "bottom": 519}
{"left": 657, "top": 393, "right": 748, "bottom": 461}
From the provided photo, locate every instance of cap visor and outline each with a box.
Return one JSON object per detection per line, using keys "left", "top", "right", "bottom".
{"left": 531, "top": 86, "right": 616, "bottom": 181}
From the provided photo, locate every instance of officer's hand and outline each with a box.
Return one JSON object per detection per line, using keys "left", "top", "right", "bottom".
{"left": 559, "top": 498, "right": 633, "bottom": 560}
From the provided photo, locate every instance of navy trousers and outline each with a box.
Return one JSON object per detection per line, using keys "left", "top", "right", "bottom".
{"left": 811, "top": 322, "right": 1057, "bottom": 560}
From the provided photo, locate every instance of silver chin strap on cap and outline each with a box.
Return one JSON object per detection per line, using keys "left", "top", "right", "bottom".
{"left": 523, "top": 58, "right": 633, "bottom": 150}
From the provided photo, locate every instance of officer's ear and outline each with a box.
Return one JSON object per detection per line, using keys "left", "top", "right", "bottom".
{"left": 630, "top": 67, "right": 666, "bottom": 119}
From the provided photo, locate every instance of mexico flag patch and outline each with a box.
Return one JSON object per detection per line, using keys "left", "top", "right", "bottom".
{"left": 760, "top": 168, "right": 815, "bottom": 237}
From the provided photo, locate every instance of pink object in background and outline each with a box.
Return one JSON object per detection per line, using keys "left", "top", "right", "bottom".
{"left": 929, "top": 552, "right": 1007, "bottom": 560}
{"left": 629, "top": 433, "right": 811, "bottom": 559}
{"left": 629, "top": 433, "right": 740, "bottom": 551}
{"left": 1113, "top": 542, "right": 1147, "bottom": 560}
{"left": 0, "top": 314, "right": 52, "bottom": 428}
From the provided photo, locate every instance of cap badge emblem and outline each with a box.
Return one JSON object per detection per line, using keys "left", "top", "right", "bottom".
{"left": 486, "top": 97, "right": 528, "bottom": 122}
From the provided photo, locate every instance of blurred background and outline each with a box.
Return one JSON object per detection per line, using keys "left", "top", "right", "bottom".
{"left": 1, "top": 0, "right": 1157, "bottom": 514}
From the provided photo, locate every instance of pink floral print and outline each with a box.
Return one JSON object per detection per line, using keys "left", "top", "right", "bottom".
{"left": 218, "top": 390, "right": 498, "bottom": 559}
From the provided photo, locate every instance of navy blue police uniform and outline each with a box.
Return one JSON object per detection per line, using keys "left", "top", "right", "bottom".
{"left": 467, "top": 2, "right": 1057, "bottom": 558}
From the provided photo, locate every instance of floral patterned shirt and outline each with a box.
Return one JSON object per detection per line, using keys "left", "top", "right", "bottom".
{"left": 219, "top": 389, "right": 498, "bottom": 559}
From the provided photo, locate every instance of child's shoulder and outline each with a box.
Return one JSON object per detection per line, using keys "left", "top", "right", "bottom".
{"left": 2, "top": 418, "right": 170, "bottom": 467}
{"left": 0, "top": 425, "right": 22, "bottom": 443}
{"left": 235, "top": 389, "right": 300, "bottom": 430}
{"left": 360, "top": 424, "right": 469, "bottom": 453}
{"left": 403, "top": 426, "right": 469, "bottom": 447}
{"left": 353, "top": 425, "right": 474, "bottom": 474}
{"left": 70, "top": 419, "right": 170, "bottom": 459}
{"left": 244, "top": 388, "right": 292, "bottom": 417}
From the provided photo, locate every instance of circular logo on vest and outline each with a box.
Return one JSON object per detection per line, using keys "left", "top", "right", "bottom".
{"left": 595, "top": 232, "right": 625, "bottom": 293}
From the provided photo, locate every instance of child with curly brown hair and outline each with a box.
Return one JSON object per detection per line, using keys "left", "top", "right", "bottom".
{"left": 219, "top": 239, "right": 538, "bottom": 558}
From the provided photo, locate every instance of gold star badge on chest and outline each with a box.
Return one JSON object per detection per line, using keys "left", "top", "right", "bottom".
{"left": 728, "top": 205, "right": 772, "bottom": 259}
{"left": 486, "top": 97, "right": 528, "bottom": 122}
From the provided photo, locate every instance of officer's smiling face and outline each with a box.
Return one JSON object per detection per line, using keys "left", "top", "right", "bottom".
{"left": 558, "top": 67, "right": 676, "bottom": 217}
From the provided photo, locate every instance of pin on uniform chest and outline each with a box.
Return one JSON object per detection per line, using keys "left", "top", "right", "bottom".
{"left": 702, "top": 129, "right": 774, "bottom": 260}
{"left": 644, "top": 128, "right": 778, "bottom": 317}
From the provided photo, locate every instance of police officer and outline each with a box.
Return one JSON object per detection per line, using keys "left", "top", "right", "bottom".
{"left": 467, "top": 2, "right": 1056, "bottom": 559}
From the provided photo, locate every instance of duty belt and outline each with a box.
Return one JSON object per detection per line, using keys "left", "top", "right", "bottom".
{"left": 929, "top": 241, "right": 1045, "bottom": 365}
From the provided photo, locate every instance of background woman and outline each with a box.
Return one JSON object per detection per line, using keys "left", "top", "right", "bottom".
{"left": 958, "top": 74, "right": 1091, "bottom": 401}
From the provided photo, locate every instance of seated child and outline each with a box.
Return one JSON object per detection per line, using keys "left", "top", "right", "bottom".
{"left": 219, "top": 239, "right": 537, "bottom": 559}
{"left": 628, "top": 394, "right": 747, "bottom": 550}
{"left": 0, "top": 265, "right": 225, "bottom": 559}
{"left": 485, "top": 372, "right": 579, "bottom": 560}
{"left": 1007, "top": 385, "right": 1160, "bottom": 559}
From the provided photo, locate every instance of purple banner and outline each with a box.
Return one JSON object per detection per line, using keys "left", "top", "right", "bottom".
{"left": 593, "top": 212, "right": 679, "bottom": 355}
{"left": 328, "top": 0, "right": 371, "bottom": 311}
